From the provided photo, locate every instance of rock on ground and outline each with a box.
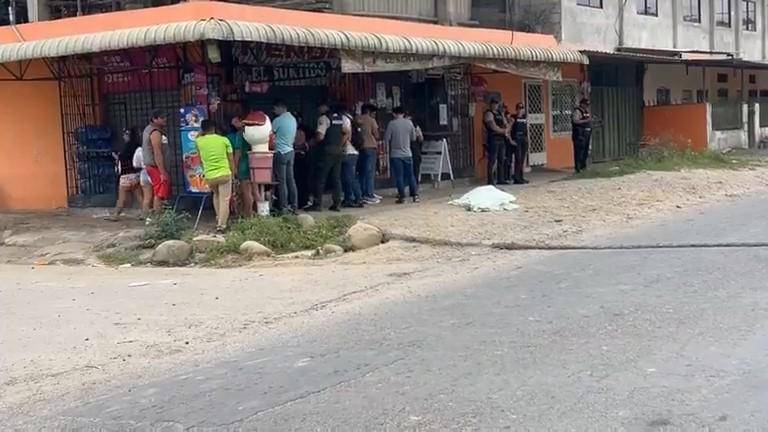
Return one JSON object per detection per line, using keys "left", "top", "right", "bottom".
{"left": 239, "top": 241, "right": 273, "bottom": 258}
{"left": 320, "top": 244, "right": 344, "bottom": 256}
{"left": 297, "top": 214, "right": 316, "bottom": 230}
{"left": 192, "top": 234, "right": 226, "bottom": 252}
{"left": 346, "top": 222, "right": 384, "bottom": 251}
{"left": 152, "top": 240, "right": 192, "bottom": 265}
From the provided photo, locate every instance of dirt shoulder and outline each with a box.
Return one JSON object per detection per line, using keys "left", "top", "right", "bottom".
{"left": 4, "top": 167, "right": 768, "bottom": 424}
{"left": 364, "top": 168, "right": 768, "bottom": 246}
{"left": 0, "top": 242, "right": 524, "bottom": 423}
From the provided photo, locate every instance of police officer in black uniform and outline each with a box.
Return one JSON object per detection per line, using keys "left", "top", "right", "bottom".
{"left": 307, "top": 104, "right": 350, "bottom": 212}
{"left": 510, "top": 102, "right": 530, "bottom": 185}
{"left": 572, "top": 98, "right": 592, "bottom": 173}
{"left": 484, "top": 99, "right": 509, "bottom": 186}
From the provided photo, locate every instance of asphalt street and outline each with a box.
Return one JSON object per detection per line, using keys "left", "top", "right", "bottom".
{"left": 26, "top": 196, "right": 768, "bottom": 430}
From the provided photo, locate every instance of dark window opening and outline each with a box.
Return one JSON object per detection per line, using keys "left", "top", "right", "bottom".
{"left": 656, "top": 87, "right": 671, "bottom": 105}
{"left": 743, "top": 0, "right": 757, "bottom": 31}
{"left": 683, "top": 0, "right": 701, "bottom": 23}
{"left": 577, "top": 0, "right": 603, "bottom": 8}
{"left": 716, "top": 0, "right": 732, "bottom": 27}
{"left": 636, "top": 0, "right": 658, "bottom": 16}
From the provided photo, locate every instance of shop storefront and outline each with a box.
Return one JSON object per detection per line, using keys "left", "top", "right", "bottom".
{"left": 52, "top": 41, "right": 485, "bottom": 206}
{"left": 0, "top": 1, "right": 587, "bottom": 211}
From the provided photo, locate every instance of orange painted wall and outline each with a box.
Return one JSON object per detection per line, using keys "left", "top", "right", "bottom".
{"left": 643, "top": 103, "right": 709, "bottom": 151}
{"left": 546, "top": 64, "right": 586, "bottom": 169}
{"left": 472, "top": 64, "right": 586, "bottom": 179}
{"left": 0, "top": 60, "right": 67, "bottom": 211}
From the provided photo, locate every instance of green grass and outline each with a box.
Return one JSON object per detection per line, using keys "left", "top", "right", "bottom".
{"left": 574, "top": 148, "right": 755, "bottom": 179}
{"left": 143, "top": 209, "right": 192, "bottom": 242}
{"left": 209, "top": 215, "right": 356, "bottom": 259}
{"left": 97, "top": 249, "right": 143, "bottom": 266}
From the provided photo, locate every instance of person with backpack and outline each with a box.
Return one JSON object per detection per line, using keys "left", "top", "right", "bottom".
{"left": 306, "top": 103, "right": 350, "bottom": 212}
{"left": 342, "top": 107, "right": 364, "bottom": 208}
{"left": 405, "top": 112, "right": 424, "bottom": 183}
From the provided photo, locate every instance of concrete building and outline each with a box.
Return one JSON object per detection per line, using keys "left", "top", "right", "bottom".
{"left": 23, "top": 0, "right": 476, "bottom": 25}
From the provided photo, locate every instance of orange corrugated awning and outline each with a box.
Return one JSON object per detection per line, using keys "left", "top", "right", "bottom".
{"left": 0, "top": 1, "right": 587, "bottom": 65}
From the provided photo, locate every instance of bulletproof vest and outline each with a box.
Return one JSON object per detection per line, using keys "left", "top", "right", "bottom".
{"left": 512, "top": 115, "right": 528, "bottom": 138}
{"left": 573, "top": 107, "right": 592, "bottom": 132}
{"left": 485, "top": 109, "right": 506, "bottom": 137}
{"left": 323, "top": 113, "right": 344, "bottom": 153}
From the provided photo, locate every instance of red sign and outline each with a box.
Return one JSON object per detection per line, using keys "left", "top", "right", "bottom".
{"left": 233, "top": 42, "right": 335, "bottom": 65}
{"left": 96, "top": 47, "right": 179, "bottom": 93}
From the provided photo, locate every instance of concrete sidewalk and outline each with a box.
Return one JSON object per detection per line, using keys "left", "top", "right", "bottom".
{"left": 340, "top": 168, "right": 571, "bottom": 218}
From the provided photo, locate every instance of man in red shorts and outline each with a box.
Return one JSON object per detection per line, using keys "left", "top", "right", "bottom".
{"left": 141, "top": 110, "right": 171, "bottom": 211}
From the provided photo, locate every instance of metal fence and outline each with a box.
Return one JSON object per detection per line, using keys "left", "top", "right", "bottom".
{"left": 711, "top": 101, "right": 743, "bottom": 131}
{"left": 56, "top": 46, "right": 207, "bottom": 206}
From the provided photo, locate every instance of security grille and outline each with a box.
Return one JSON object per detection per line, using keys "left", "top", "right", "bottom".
{"left": 551, "top": 80, "right": 580, "bottom": 135}
{"left": 525, "top": 81, "right": 546, "bottom": 165}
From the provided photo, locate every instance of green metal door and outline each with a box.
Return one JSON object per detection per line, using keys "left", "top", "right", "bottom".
{"left": 590, "top": 86, "right": 643, "bottom": 162}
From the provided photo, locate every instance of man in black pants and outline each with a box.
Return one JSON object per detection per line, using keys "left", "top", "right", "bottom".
{"left": 572, "top": 98, "right": 593, "bottom": 173}
{"left": 484, "top": 99, "right": 509, "bottom": 185}
{"left": 306, "top": 104, "right": 350, "bottom": 212}
{"left": 510, "top": 102, "right": 530, "bottom": 184}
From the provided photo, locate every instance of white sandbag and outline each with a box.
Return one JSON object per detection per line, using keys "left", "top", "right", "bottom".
{"left": 449, "top": 185, "right": 520, "bottom": 212}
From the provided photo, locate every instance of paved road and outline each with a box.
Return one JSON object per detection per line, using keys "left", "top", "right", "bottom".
{"left": 31, "top": 197, "right": 768, "bottom": 430}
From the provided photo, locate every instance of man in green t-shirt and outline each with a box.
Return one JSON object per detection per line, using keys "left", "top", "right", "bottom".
{"left": 196, "top": 119, "right": 234, "bottom": 232}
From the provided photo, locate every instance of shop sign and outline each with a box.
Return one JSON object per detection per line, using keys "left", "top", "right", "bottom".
{"left": 95, "top": 46, "right": 179, "bottom": 93}
{"left": 234, "top": 60, "right": 338, "bottom": 85}
{"left": 420, "top": 139, "right": 455, "bottom": 188}
{"left": 233, "top": 42, "right": 336, "bottom": 65}
{"left": 340, "top": 51, "right": 461, "bottom": 73}
{"left": 475, "top": 60, "right": 562, "bottom": 81}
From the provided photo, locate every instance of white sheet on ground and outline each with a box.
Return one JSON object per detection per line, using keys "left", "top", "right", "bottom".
{"left": 449, "top": 185, "right": 520, "bottom": 212}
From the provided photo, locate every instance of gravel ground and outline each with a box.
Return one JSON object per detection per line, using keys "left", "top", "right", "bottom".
{"left": 0, "top": 243, "right": 521, "bottom": 422}
{"left": 364, "top": 168, "right": 768, "bottom": 246}
{"left": 4, "top": 167, "right": 768, "bottom": 424}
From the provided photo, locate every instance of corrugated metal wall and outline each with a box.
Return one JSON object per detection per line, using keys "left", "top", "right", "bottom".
{"left": 590, "top": 87, "right": 643, "bottom": 162}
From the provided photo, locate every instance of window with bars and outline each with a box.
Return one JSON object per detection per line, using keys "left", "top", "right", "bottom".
{"left": 577, "top": 0, "right": 602, "bottom": 8}
{"left": 550, "top": 81, "right": 580, "bottom": 135}
{"left": 743, "top": 0, "right": 756, "bottom": 31}
{"left": 716, "top": 0, "right": 731, "bottom": 27}
{"left": 683, "top": 0, "right": 701, "bottom": 23}
{"left": 636, "top": 0, "right": 658, "bottom": 16}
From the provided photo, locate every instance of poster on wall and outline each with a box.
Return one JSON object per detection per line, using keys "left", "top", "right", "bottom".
{"left": 376, "top": 83, "right": 387, "bottom": 108}
{"left": 95, "top": 46, "right": 178, "bottom": 94}
{"left": 179, "top": 105, "right": 210, "bottom": 194}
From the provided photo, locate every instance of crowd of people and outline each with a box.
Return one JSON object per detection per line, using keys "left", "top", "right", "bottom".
{"left": 110, "top": 98, "right": 591, "bottom": 232}
{"left": 109, "top": 101, "right": 427, "bottom": 232}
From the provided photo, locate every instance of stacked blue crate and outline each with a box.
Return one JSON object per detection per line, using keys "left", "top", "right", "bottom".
{"left": 75, "top": 126, "right": 117, "bottom": 198}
